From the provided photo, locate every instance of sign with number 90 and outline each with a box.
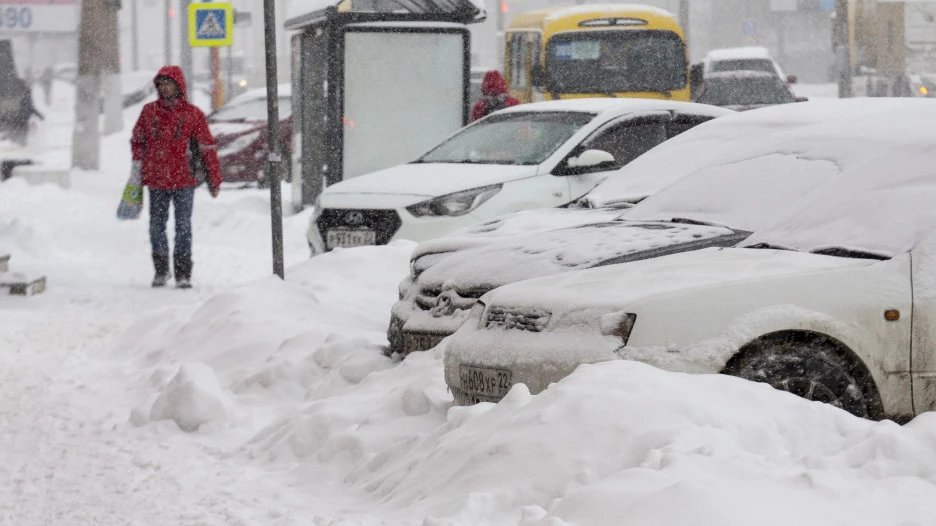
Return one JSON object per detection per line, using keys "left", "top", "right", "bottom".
{"left": 0, "top": 7, "right": 32, "bottom": 29}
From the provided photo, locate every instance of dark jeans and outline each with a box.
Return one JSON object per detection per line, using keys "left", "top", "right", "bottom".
{"left": 149, "top": 187, "right": 195, "bottom": 257}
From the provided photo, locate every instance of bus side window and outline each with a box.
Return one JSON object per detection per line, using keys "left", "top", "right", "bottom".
{"left": 509, "top": 33, "right": 528, "bottom": 90}
{"left": 529, "top": 33, "right": 544, "bottom": 87}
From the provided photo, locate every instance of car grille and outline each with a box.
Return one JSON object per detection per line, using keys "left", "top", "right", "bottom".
{"left": 415, "top": 287, "right": 487, "bottom": 312}
{"left": 485, "top": 307, "right": 551, "bottom": 332}
{"left": 316, "top": 209, "right": 402, "bottom": 246}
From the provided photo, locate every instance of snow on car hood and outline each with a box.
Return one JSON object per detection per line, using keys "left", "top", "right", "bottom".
{"left": 586, "top": 98, "right": 927, "bottom": 208}
{"left": 323, "top": 163, "right": 536, "bottom": 199}
{"left": 485, "top": 247, "right": 873, "bottom": 315}
{"left": 417, "top": 221, "right": 741, "bottom": 291}
{"left": 743, "top": 139, "right": 936, "bottom": 258}
{"left": 619, "top": 153, "right": 840, "bottom": 230}
{"left": 410, "top": 207, "right": 624, "bottom": 260}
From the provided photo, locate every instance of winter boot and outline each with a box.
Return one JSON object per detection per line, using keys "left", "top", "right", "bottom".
{"left": 151, "top": 254, "right": 170, "bottom": 288}
{"left": 174, "top": 254, "right": 193, "bottom": 289}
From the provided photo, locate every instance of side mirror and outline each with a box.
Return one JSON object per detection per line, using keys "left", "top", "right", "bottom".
{"left": 787, "top": 74, "right": 798, "bottom": 85}
{"left": 568, "top": 149, "right": 615, "bottom": 169}
{"left": 531, "top": 63, "right": 546, "bottom": 88}
{"left": 795, "top": 96, "right": 809, "bottom": 103}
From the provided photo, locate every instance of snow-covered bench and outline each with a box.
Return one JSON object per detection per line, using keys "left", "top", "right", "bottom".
{"left": 0, "top": 253, "right": 46, "bottom": 296}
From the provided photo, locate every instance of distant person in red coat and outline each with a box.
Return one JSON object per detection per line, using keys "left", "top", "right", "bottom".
{"left": 471, "top": 70, "right": 521, "bottom": 122}
{"left": 130, "top": 65, "right": 222, "bottom": 289}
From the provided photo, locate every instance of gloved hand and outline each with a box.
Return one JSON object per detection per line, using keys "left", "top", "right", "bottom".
{"left": 131, "top": 160, "right": 142, "bottom": 178}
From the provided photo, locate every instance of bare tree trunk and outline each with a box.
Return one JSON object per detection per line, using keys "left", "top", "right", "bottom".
{"left": 72, "top": 0, "right": 104, "bottom": 170}
{"left": 102, "top": 0, "right": 123, "bottom": 136}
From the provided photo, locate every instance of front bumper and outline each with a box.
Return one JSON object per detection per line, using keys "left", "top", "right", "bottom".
{"left": 443, "top": 315, "right": 623, "bottom": 405}
{"left": 308, "top": 206, "right": 485, "bottom": 254}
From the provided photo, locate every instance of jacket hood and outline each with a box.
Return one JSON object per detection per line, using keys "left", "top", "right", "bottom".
{"left": 154, "top": 65, "right": 188, "bottom": 99}
{"left": 481, "top": 70, "right": 508, "bottom": 97}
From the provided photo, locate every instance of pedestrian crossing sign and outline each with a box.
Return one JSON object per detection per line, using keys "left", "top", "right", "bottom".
{"left": 189, "top": 2, "right": 234, "bottom": 47}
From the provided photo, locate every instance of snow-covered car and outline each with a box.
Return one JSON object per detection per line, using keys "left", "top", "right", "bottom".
{"left": 703, "top": 46, "right": 795, "bottom": 85}
{"left": 306, "top": 99, "right": 731, "bottom": 254}
{"left": 443, "top": 99, "right": 936, "bottom": 422}
{"left": 696, "top": 71, "right": 802, "bottom": 111}
{"left": 388, "top": 99, "right": 901, "bottom": 356}
{"left": 208, "top": 84, "right": 293, "bottom": 184}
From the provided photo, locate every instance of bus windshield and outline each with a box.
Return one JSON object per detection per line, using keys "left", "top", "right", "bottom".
{"left": 546, "top": 30, "right": 687, "bottom": 95}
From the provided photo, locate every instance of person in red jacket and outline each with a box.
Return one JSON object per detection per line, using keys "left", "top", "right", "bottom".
{"left": 471, "top": 70, "right": 521, "bottom": 122}
{"left": 130, "top": 66, "right": 222, "bottom": 289}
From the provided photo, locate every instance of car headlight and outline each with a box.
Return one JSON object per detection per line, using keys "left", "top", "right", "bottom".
{"left": 218, "top": 131, "right": 261, "bottom": 156}
{"left": 600, "top": 312, "right": 637, "bottom": 345}
{"left": 406, "top": 184, "right": 502, "bottom": 218}
{"left": 470, "top": 301, "right": 486, "bottom": 329}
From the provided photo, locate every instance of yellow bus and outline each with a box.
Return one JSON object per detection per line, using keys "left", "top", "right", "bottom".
{"left": 505, "top": 5, "right": 690, "bottom": 102}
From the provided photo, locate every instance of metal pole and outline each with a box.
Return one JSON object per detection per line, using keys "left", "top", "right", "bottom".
{"left": 835, "top": 0, "right": 852, "bottom": 98}
{"left": 679, "top": 0, "right": 689, "bottom": 56}
{"left": 180, "top": 0, "right": 192, "bottom": 97}
{"left": 165, "top": 0, "right": 172, "bottom": 65}
{"left": 211, "top": 47, "right": 222, "bottom": 109}
{"left": 131, "top": 0, "right": 140, "bottom": 70}
{"left": 226, "top": 44, "right": 233, "bottom": 102}
{"left": 263, "top": 0, "right": 285, "bottom": 279}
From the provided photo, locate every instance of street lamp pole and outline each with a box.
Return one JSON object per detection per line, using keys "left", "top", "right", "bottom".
{"left": 263, "top": 0, "right": 285, "bottom": 279}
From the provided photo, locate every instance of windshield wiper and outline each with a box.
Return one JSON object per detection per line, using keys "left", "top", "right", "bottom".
{"left": 810, "top": 247, "right": 890, "bottom": 261}
{"left": 218, "top": 117, "right": 248, "bottom": 123}
{"left": 670, "top": 217, "right": 715, "bottom": 226}
{"left": 746, "top": 242, "right": 793, "bottom": 251}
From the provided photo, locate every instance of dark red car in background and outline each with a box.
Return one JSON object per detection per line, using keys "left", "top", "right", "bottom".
{"left": 207, "top": 84, "right": 293, "bottom": 185}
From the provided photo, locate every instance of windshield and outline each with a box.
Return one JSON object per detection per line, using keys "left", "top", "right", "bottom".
{"left": 709, "top": 59, "right": 776, "bottom": 75}
{"left": 210, "top": 97, "right": 293, "bottom": 122}
{"left": 697, "top": 77, "right": 794, "bottom": 107}
{"left": 546, "top": 30, "right": 687, "bottom": 94}
{"left": 417, "top": 111, "right": 595, "bottom": 165}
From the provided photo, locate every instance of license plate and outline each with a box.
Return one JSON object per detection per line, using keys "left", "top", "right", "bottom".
{"left": 327, "top": 229, "right": 376, "bottom": 249}
{"left": 403, "top": 331, "right": 447, "bottom": 354}
{"left": 459, "top": 364, "right": 513, "bottom": 400}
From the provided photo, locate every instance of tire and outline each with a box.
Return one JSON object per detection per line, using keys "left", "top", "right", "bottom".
{"left": 724, "top": 336, "right": 878, "bottom": 419}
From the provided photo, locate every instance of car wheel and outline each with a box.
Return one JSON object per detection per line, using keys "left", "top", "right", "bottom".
{"left": 724, "top": 335, "right": 880, "bottom": 419}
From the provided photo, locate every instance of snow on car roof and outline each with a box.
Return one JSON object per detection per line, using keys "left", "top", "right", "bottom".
{"left": 224, "top": 83, "right": 292, "bottom": 107}
{"left": 526, "top": 3, "right": 675, "bottom": 19}
{"left": 586, "top": 98, "right": 921, "bottom": 207}
{"left": 741, "top": 103, "right": 936, "bottom": 257}
{"left": 705, "top": 46, "right": 774, "bottom": 62}
{"left": 497, "top": 98, "right": 731, "bottom": 119}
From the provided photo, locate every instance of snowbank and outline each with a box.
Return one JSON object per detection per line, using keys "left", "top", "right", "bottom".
{"left": 109, "top": 243, "right": 936, "bottom": 525}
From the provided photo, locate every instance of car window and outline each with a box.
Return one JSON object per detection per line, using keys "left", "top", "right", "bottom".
{"left": 666, "top": 115, "right": 714, "bottom": 139}
{"left": 210, "top": 97, "right": 293, "bottom": 122}
{"left": 580, "top": 120, "right": 669, "bottom": 171}
{"left": 698, "top": 78, "right": 794, "bottom": 106}
{"left": 418, "top": 111, "right": 596, "bottom": 166}
{"left": 709, "top": 59, "right": 776, "bottom": 75}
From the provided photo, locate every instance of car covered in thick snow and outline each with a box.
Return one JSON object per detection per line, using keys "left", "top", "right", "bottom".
{"left": 389, "top": 99, "right": 903, "bottom": 356}
{"left": 306, "top": 99, "right": 730, "bottom": 254}
{"left": 443, "top": 99, "right": 936, "bottom": 422}
{"left": 703, "top": 46, "right": 794, "bottom": 85}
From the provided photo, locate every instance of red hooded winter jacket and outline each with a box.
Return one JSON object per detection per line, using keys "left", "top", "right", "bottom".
{"left": 470, "top": 70, "right": 521, "bottom": 122}
{"left": 130, "top": 66, "right": 222, "bottom": 191}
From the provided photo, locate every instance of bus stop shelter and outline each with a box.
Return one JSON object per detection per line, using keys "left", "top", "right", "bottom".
{"left": 285, "top": 0, "right": 486, "bottom": 210}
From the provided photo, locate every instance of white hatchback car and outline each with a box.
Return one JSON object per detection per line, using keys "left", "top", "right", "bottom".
{"left": 443, "top": 99, "right": 936, "bottom": 422}
{"left": 306, "top": 99, "right": 730, "bottom": 254}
